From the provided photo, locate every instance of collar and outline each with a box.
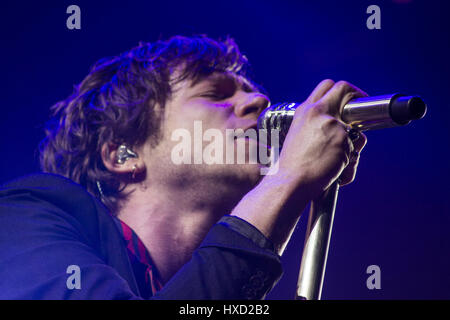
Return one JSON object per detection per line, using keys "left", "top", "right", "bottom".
{"left": 113, "top": 217, "right": 163, "bottom": 297}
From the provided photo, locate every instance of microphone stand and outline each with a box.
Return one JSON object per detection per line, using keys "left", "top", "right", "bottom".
{"left": 296, "top": 180, "right": 340, "bottom": 300}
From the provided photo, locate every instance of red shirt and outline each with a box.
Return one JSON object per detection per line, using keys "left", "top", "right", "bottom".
{"left": 114, "top": 218, "right": 163, "bottom": 298}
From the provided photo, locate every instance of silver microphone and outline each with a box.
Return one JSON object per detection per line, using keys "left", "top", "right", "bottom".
{"left": 256, "top": 94, "right": 427, "bottom": 300}
{"left": 257, "top": 93, "right": 427, "bottom": 143}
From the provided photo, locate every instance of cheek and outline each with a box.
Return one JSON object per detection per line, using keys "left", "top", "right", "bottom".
{"left": 176, "top": 102, "right": 231, "bottom": 130}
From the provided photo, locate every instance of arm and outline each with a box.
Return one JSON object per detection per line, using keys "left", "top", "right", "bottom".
{"left": 232, "top": 80, "right": 368, "bottom": 255}
{"left": 154, "top": 215, "right": 282, "bottom": 300}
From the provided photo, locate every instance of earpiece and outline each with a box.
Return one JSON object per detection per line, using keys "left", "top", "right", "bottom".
{"left": 116, "top": 145, "right": 138, "bottom": 164}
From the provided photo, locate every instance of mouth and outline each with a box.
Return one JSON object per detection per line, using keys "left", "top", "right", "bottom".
{"left": 232, "top": 124, "right": 271, "bottom": 153}
{"left": 227, "top": 123, "right": 275, "bottom": 167}
{"left": 233, "top": 123, "right": 258, "bottom": 140}
{"left": 244, "top": 123, "right": 258, "bottom": 132}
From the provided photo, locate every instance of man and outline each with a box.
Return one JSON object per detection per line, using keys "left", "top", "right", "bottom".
{"left": 0, "top": 35, "right": 367, "bottom": 299}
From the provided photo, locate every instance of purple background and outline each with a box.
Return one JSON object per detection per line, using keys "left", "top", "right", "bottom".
{"left": 1, "top": 0, "right": 449, "bottom": 299}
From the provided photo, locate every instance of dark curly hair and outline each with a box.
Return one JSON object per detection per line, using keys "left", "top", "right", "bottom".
{"left": 39, "top": 35, "right": 252, "bottom": 214}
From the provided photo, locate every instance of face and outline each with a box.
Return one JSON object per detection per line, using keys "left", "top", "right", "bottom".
{"left": 140, "top": 71, "right": 271, "bottom": 193}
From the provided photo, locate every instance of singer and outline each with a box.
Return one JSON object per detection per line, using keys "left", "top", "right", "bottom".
{"left": 0, "top": 35, "right": 367, "bottom": 299}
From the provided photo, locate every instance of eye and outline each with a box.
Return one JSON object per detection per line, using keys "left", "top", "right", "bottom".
{"left": 201, "top": 91, "right": 231, "bottom": 101}
{"left": 195, "top": 74, "right": 238, "bottom": 101}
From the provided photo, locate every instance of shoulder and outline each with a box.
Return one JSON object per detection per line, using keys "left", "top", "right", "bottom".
{"left": 0, "top": 172, "right": 110, "bottom": 251}
{"left": 0, "top": 173, "right": 139, "bottom": 298}
{"left": 1, "top": 172, "right": 99, "bottom": 209}
{"left": 1, "top": 172, "right": 105, "bottom": 218}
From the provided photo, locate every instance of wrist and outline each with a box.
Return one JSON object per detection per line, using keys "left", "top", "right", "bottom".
{"left": 259, "top": 168, "right": 317, "bottom": 201}
{"left": 231, "top": 170, "right": 313, "bottom": 255}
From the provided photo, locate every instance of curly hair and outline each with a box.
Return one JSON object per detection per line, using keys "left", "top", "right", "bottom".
{"left": 39, "top": 35, "right": 252, "bottom": 214}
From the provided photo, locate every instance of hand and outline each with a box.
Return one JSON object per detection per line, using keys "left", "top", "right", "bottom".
{"left": 232, "top": 79, "right": 368, "bottom": 254}
{"left": 277, "top": 79, "right": 368, "bottom": 199}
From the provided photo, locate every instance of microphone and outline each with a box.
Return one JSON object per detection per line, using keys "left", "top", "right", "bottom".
{"left": 257, "top": 94, "right": 427, "bottom": 300}
{"left": 257, "top": 93, "right": 427, "bottom": 141}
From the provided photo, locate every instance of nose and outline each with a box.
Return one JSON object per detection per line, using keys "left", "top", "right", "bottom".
{"left": 234, "top": 92, "right": 270, "bottom": 119}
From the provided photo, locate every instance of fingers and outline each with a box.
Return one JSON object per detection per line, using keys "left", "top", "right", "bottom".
{"left": 297, "top": 79, "right": 368, "bottom": 122}
{"left": 319, "top": 83, "right": 367, "bottom": 186}
{"left": 293, "top": 79, "right": 335, "bottom": 120}
{"left": 316, "top": 80, "right": 369, "bottom": 119}
{"left": 338, "top": 131, "right": 367, "bottom": 186}
{"left": 351, "top": 131, "right": 367, "bottom": 153}
{"left": 303, "top": 79, "right": 335, "bottom": 105}
{"left": 292, "top": 79, "right": 369, "bottom": 188}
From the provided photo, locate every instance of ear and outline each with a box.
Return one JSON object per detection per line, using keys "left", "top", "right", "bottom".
{"left": 101, "top": 143, "right": 145, "bottom": 176}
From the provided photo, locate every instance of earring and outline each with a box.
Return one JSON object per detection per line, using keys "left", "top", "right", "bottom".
{"left": 139, "top": 182, "right": 148, "bottom": 191}
{"left": 131, "top": 164, "right": 137, "bottom": 180}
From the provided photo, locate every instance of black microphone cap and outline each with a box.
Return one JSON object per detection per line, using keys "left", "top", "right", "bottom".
{"left": 389, "top": 95, "right": 427, "bottom": 124}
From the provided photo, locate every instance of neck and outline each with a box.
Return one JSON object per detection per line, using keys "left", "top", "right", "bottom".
{"left": 117, "top": 172, "right": 252, "bottom": 284}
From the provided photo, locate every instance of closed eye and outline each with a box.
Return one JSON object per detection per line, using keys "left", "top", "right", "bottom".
{"left": 200, "top": 91, "right": 232, "bottom": 101}
{"left": 191, "top": 72, "right": 259, "bottom": 102}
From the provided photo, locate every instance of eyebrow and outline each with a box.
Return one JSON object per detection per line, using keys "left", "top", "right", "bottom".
{"left": 193, "top": 72, "right": 260, "bottom": 93}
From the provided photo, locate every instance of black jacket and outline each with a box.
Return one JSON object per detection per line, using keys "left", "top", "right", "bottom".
{"left": 0, "top": 173, "right": 282, "bottom": 299}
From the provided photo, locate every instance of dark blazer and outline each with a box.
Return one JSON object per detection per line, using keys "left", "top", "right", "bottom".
{"left": 0, "top": 173, "right": 282, "bottom": 299}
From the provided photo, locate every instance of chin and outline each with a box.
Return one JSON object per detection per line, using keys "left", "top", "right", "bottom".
{"left": 220, "top": 163, "right": 263, "bottom": 189}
